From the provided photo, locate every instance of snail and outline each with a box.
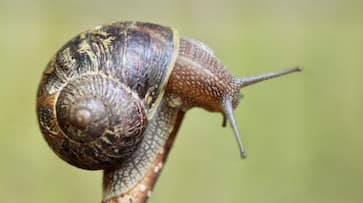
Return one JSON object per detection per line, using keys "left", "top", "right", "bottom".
{"left": 37, "top": 21, "right": 302, "bottom": 203}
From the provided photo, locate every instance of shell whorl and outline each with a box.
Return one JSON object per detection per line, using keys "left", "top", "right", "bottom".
{"left": 53, "top": 74, "right": 148, "bottom": 169}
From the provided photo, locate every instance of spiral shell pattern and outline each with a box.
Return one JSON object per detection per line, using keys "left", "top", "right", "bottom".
{"left": 37, "top": 22, "right": 179, "bottom": 169}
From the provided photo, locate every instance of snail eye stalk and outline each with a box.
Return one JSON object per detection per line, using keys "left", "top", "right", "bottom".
{"left": 222, "top": 97, "right": 247, "bottom": 159}
{"left": 223, "top": 66, "right": 303, "bottom": 160}
{"left": 237, "top": 66, "right": 303, "bottom": 88}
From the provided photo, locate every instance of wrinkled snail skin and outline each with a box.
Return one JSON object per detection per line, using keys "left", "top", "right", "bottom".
{"left": 37, "top": 21, "right": 302, "bottom": 203}
{"left": 166, "top": 37, "right": 242, "bottom": 112}
{"left": 103, "top": 99, "right": 184, "bottom": 202}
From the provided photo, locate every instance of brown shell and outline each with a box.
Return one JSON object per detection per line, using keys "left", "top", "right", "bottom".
{"left": 37, "top": 21, "right": 180, "bottom": 170}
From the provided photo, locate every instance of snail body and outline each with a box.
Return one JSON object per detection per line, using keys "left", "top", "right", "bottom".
{"left": 37, "top": 21, "right": 301, "bottom": 202}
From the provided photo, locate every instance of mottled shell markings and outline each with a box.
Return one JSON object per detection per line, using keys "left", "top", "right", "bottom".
{"left": 37, "top": 22, "right": 179, "bottom": 172}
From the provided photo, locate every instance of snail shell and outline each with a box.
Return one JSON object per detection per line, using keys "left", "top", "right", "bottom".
{"left": 37, "top": 22, "right": 179, "bottom": 170}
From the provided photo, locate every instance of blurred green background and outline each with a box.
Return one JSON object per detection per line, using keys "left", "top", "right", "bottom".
{"left": 1, "top": 0, "right": 362, "bottom": 202}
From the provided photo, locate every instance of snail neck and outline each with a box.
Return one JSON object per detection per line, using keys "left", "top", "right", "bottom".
{"left": 166, "top": 37, "right": 241, "bottom": 112}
